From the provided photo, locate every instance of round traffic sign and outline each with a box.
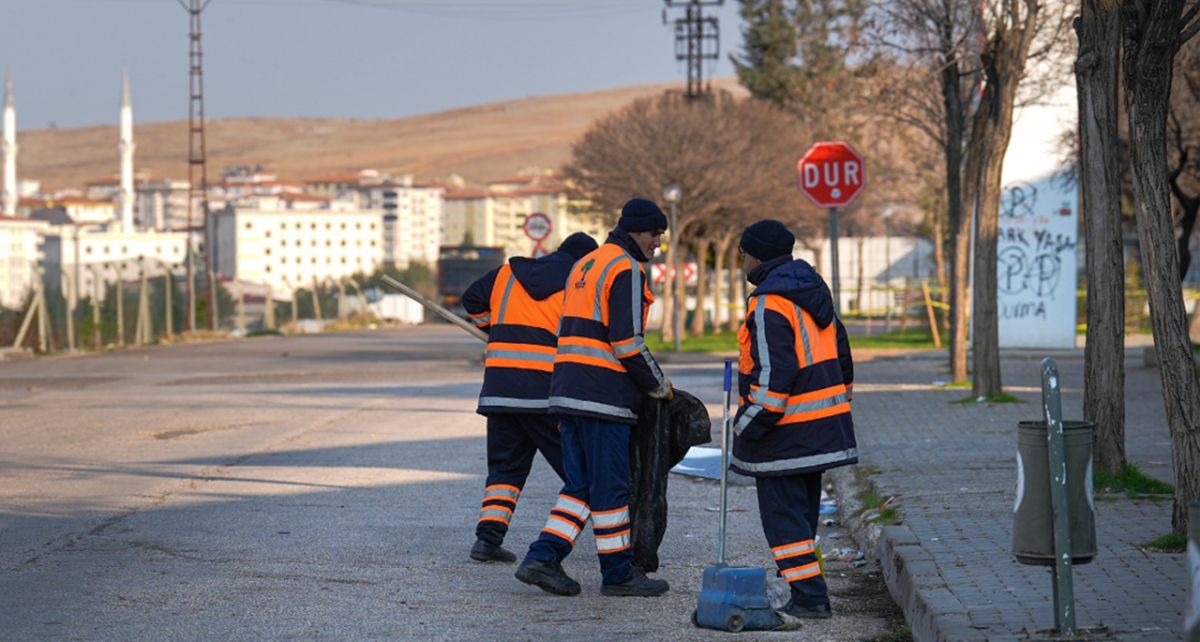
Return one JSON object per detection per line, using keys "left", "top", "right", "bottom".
{"left": 523, "top": 213, "right": 552, "bottom": 241}
{"left": 797, "top": 141, "right": 866, "bottom": 208}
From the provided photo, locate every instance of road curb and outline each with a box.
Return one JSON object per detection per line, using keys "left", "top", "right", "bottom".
{"left": 828, "top": 467, "right": 984, "bottom": 642}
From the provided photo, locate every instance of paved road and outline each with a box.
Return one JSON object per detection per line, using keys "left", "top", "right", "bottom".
{"left": 0, "top": 328, "right": 902, "bottom": 641}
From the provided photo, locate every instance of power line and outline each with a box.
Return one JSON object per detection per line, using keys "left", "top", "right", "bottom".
{"left": 662, "top": 0, "right": 722, "bottom": 98}
{"left": 178, "top": 0, "right": 215, "bottom": 332}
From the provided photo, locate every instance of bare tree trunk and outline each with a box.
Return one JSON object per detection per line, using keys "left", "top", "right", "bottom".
{"left": 1077, "top": 0, "right": 1127, "bottom": 476}
{"left": 1123, "top": 0, "right": 1200, "bottom": 534}
{"left": 942, "top": 37, "right": 971, "bottom": 384}
{"left": 855, "top": 237, "right": 867, "bottom": 313}
{"left": 713, "top": 234, "right": 728, "bottom": 330}
{"left": 675, "top": 234, "right": 688, "bottom": 341}
{"left": 968, "top": 3, "right": 1039, "bottom": 398}
{"left": 730, "top": 241, "right": 746, "bottom": 332}
{"left": 933, "top": 209, "right": 948, "bottom": 292}
{"left": 691, "top": 238, "right": 711, "bottom": 336}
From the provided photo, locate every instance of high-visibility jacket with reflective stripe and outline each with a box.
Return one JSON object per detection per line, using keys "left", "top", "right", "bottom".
{"left": 462, "top": 254, "right": 575, "bottom": 415}
{"left": 732, "top": 258, "right": 857, "bottom": 477}
{"left": 548, "top": 232, "right": 665, "bottom": 424}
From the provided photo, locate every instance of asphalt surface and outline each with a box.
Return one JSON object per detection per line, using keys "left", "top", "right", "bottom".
{"left": 0, "top": 327, "right": 905, "bottom": 641}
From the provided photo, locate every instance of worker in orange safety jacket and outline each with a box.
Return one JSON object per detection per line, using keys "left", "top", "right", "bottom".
{"left": 460, "top": 232, "right": 599, "bottom": 563}
{"left": 514, "top": 198, "right": 673, "bottom": 598}
{"left": 733, "top": 219, "right": 857, "bottom": 620}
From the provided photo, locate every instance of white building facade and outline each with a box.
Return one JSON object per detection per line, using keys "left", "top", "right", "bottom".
{"left": 212, "top": 202, "right": 385, "bottom": 298}
{"left": 0, "top": 215, "right": 48, "bottom": 308}
{"left": 442, "top": 177, "right": 606, "bottom": 258}
{"left": 39, "top": 227, "right": 189, "bottom": 303}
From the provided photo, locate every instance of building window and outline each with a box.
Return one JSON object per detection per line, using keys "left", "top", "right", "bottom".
{"left": 265, "top": 230, "right": 271, "bottom": 239}
{"left": 104, "top": 246, "right": 110, "bottom": 254}
{"left": 295, "top": 222, "right": 302, "bottom": 229}
{"left": 311, "top": 222, "right": 317, "bottom": 229}
{"left": 244, "top": 222, "right": 252, "bottom": 230}
{"left": 265, "top": 248, "right": 271, "bottom": 256}
{"left": 265, "top": 265, "right": 271, "bottom": 273}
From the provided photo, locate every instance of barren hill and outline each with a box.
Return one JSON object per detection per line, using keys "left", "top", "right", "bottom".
{"left": 20, "top": 78, "right": 744, "bottom": 191}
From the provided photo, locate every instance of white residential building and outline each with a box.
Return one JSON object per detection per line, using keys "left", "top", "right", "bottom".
{"left": 442, "top": 176, "right": 606, "bottom": 257}
{"left": 305, "top": 171, "right": 446, "bottom": 268}
{"left": 39, "top": 226, "right": 189, "bottom": 303}
{"left": 212, "top": 203, "right": 385, "bottom": 298}
{"left": 0, "top": 214, "right": 48, "bottom": 308}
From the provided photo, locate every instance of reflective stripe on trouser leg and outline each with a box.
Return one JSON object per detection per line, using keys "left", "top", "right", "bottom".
{"left": 525, "top": 418, "right": 590, "bottom": 565}
{"left": 561, "top": 416, "right": 634, "bottom": 586}
{"left": 476, "top": 413, "right": 544, "bottom": 546}
{"left": 593, "top": 505, "right": 631, "bottom": 555}
{"left": 756, "top": 473, "right": 829, "bottom": 608}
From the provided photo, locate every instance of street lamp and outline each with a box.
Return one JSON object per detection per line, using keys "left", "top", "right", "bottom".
{"left": 662, "top": 183, "right": 682, "bottom": 352}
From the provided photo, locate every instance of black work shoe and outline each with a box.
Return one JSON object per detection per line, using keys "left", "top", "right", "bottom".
{"left": 600, "top": 568, "right": 670, "bottom": 597}
{"left": 782, "top": 600, "right": 832, "bottom": 619}
{"left": 515, "top": 558, "right": 581, "bottom": 596}
{"left": 470, "top": 539, "right": 517, "bottom": 564}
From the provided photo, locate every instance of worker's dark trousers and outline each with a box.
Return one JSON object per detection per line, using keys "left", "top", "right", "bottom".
{"left": 756, "top": 472, "right": 830, "bottom": 608}
{"left": 475, "top": 413, "right": 566, "bottom": 547}
{"left": 524, "top": 415, "right": 634, "bottom": 586}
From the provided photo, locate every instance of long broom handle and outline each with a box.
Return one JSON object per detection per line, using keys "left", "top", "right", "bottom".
{"left": 380, "top": 275, "right": 488, "bottom": 343}
{"left": 719, "top": 359, "right": 732, "bottom": 565}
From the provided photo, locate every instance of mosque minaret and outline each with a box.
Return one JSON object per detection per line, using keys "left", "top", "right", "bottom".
{"left": 119, "top": 67, "right": 135, "bottom": 231}
{"left": 2, "top": 69, "right": 17, "bottom": 217}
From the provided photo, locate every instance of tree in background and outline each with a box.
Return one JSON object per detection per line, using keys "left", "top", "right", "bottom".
{"left": 1121, "top": 0, "right": 1200, "bottom": 534}
{"left": 563, "top": 91, "right": 813, "bottom": 338}
{"left": 1076, "top": 0, "right": 1127, "bottom": 477}
{"left": 867, "top": 0, "right": 983, "bottom": 383}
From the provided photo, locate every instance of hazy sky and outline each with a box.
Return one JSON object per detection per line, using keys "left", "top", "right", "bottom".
{"left": 1, "top": 0, "right": 744, "bottom": 130}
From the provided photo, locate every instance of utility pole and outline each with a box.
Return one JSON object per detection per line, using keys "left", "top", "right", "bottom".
{"left": 663, "top": 0, "right": 722, "bottom": 98}
{"left": 178, "top": 0, "right": 214, "bottom": 331}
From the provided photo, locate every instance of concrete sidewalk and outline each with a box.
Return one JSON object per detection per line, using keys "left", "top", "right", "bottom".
{"left": 844, "top": 349, "right": 1185, "bottom": 641}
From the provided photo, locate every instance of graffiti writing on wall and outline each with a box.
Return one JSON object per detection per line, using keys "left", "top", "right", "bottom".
{"left": 997, "top": 182, "right": 1076, "bottom": 321}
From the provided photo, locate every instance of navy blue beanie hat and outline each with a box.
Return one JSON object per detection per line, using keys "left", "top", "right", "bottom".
{"left": 617, "top": 198, "right": 669, "bottom": 233}
{"left": 740, "top": 219, "right": 796, "bottom": 261}
{"left": 557, "top": 232, "right": 599, "bottom": 260}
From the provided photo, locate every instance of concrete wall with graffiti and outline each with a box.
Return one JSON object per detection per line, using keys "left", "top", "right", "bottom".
{"left": 995, "top": 85, "right": 1079, "bottom": 349}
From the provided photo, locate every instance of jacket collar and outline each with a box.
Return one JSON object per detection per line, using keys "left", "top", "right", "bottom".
{"left": 606, "top": 227, "right": 650, "bottom": 263}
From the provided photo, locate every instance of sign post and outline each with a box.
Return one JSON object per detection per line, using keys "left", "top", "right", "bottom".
{"left": 523, "top": 213, "right": 552, "bottom": 257}
{"left": 797, "top": 141, "right": 866, "bottom": 312}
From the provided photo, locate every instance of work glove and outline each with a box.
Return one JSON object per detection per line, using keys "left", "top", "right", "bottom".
{"left": 648, "top": 376, "right": 674, "bottom": 401}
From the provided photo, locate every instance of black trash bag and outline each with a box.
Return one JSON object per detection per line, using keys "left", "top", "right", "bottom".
{"left": 629, "top": 388, "right": 712, "bottom": 572}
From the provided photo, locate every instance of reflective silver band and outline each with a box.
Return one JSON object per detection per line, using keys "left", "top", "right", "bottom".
{"left": 731, "top": 447, "right": 858, "bottom": 473}
{"left": 783, "top": 392, "right": 850, "bottom": 417}
{"left": 592, "top": 507, "right": 630, "bottom": 529}
{"left": 543, "top": 515, "right": 582, "bottom": 542}
{"left": 793, "top": 304, "right": 813, "bottom": 365}
{"left": 548, "top": 396, "right": 638, "bottom": 420}
{"left": 557, "top": 344, "right": 621, "bottom": 365}
{"left": 478, "top": 396, "right": 550, "bottom": 409}
{"left": 553, "top": 495, "right": 591, "bottom": 522}
{"left": 591, "top": 255, "right": 627, "bottom": 321}
{"left": 495, "top": 272, "right": 516, "bottom": 324}
{"left": 485, "top": 349, "right": 556, "bottom": 363}
{"left": 595, "top": 530, "right": 631, "bottom": 553}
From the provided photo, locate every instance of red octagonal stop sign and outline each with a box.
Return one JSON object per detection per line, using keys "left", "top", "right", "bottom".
{"left": 797, "top": 141, "right": 866, "bottom": 208}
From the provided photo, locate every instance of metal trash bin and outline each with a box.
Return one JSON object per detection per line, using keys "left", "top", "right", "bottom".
{"left": 1012, "top": 420, "right": 1097, "bottom": 565}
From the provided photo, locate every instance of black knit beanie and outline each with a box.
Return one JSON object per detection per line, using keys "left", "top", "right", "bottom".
{"left": 557, "top": 232, "right": 599, "bottom": 260}
{"left": 617, "top": 198, "right": 669, "bottom": 233}
{"left": 740, "top": 219, "right": 795, "bottom": 261}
